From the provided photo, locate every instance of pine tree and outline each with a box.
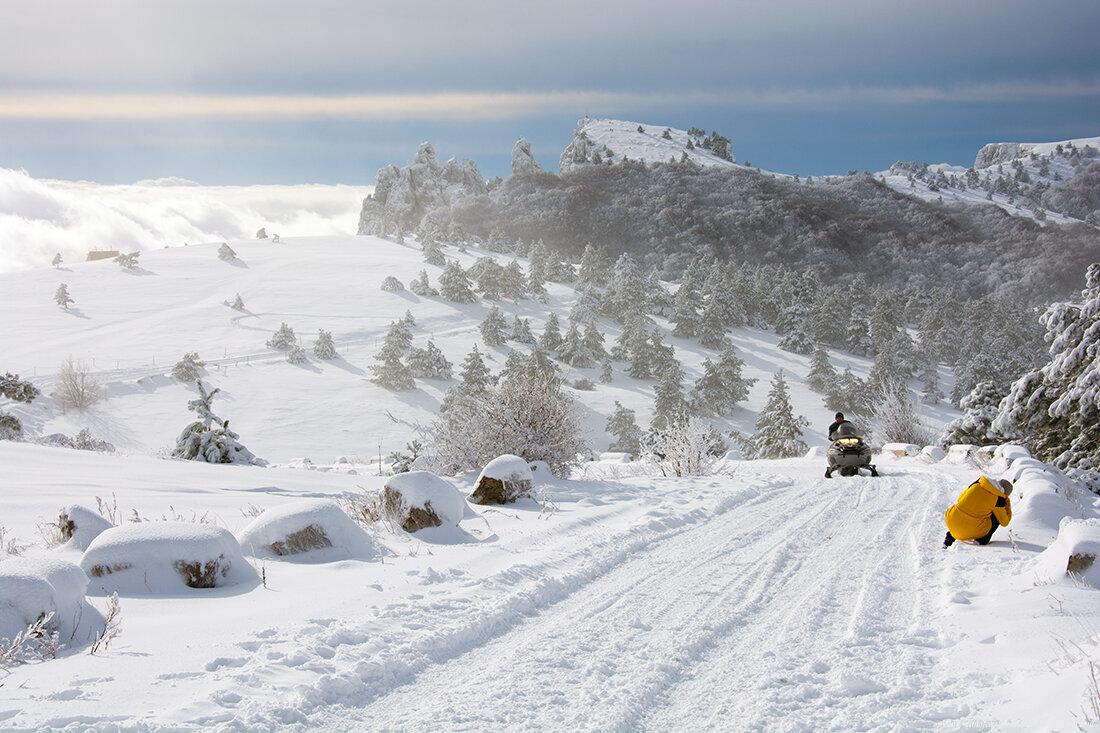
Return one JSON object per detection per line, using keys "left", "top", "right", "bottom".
{"left": 470, "top": 257, "right": 506, "bottom": 300}
{"left": 577, "top": 243, "right": 611, "bottom": 288}
{"left": 741, "top": 371, "right": 808, "bottom": 459}
{"left": 557, "top": 321, "right": 594, "bottom": 367}
{"left": 824, "top": 367, "right": 873, "bottom": 415}
{"left": 406, "top": 340, "right": 452, "bottom": 380}
{"left": 313, "top": 329, "right": 338, "bottom": 360}
{"left": 480, "top": 306, "right": 508, "bottom": 346}
{"left": 54, "top": 283, "right": 74, "bottom": 309}
{"left": 380, "top": 275, "right": 405, "bottom": 292}
{"left": 286, "top": 344, "right": 308, "bottom": 364}
{"left": 51, "top": 252, "right": 62, "bottom": 268}
{"left": 652, "top": 365, "right": 688, "bottom": 431}
{"left": 217, "top": 243, "right": 237, "bottom": 261}
{"left": 689, "top": 345, "right": 757, "bottom": 416}
{"left": 370, "top": 322, "right": 414, "bottom": 390}
{"left": 599, "top": 358, "right": 614, "bottom": 383}
{"left": 172, "top": 380, "right": 261, "bottom": 465}
{"left": 583, "top": 325, "right": 607, "bottom": 362}
{"left": 230, "top": 293, "right": 246, "bottom": 310}
{"left": 570, "top": 283, "right": 602, "bottom": 327}
{"left": 438, "top": 260, "right": 477, "bottom": 303}
{"left": 941, "top": 381, "right": 1003, "bottom": 446}
{"left": 172, "top": 352, "right": 205, "bottom": 382}
{"left": 606, "top": 401, "right": 644, "bottom": 455}
{"left": 409, "top": 270, "right": 438, "bottom": 297}
{"left": 539, "top": 312, "right": 563, "bottom": 352}
{"left": 267, "top": 323, "right": 296, "bottom": 350}
{"left": 501, "top": 260, "right": 527, "bottom": 301}
{"left": 422, "top": 239, "right": 446, "bottom": 267}
{"left": 805, "top": 347, "right": 837, "bottom": 393}
{"left": 671, "top": 259, "right": 707, "bottom": 338}
{"left": 457, "top": 345, "right": 494, "bottom": 394}
{"left": 602, "top": 254, "right": 648, "bottom": 323}
{"left": 511, "top": 315, "right": 536, "bottom": 344}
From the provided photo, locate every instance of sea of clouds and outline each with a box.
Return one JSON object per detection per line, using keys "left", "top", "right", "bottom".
{"left": 0, "top": 167, "right": 371, "bottom": 273}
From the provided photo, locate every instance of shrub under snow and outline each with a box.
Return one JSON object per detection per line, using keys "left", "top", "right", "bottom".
{"left": 81, "top": 522, "right": 257, "bottom": 594}
{"left": 0, "top": 557, "right": 101, "bottom": 646}
{"left": 58, "top": 504, "right": 114, "bottom": 551}
{"left": 236, "top": 499, "right": 377, "bottom": 560}
{"left": 382, "top": 471, "right": 465, "bottom": 532}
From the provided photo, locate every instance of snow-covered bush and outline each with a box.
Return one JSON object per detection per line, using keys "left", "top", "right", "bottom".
{"left": 236, "top": 499, "right": 376, "bottom": 560}
{"left": 56, "top": 505, "right": 114, "bottom": 550}
{"left": 172, "top": 380, "right": 262, "bottom": 465}
{"left": 40, "top": 428, "right": 115, "bottom": 452}
{"left": 171, "top": 352, "right": 205, "bottom": 382}
{"left": 430, "top": 372, "right": 586, "bottom": 477}
{"left": 645, "top": 415, "right": 726, "bottom": 477}
{"left": 0, "top": 557, "right": 102, "bottom": 652}
{"left": 381, "top": 471, "right": 465, "bottom": 531}
{"left": 217, "top": 243, "right": 237, "bottom": 261}
{"left": 266, "top": 323, "right": 296, "bottom": 350}
{"left": 114, "top": 252, "right": 139, "bottom": 270}
{"left": 313, "top": 329, "right": 338, "bottom": 360}
{"left": 54, "top": 357, "right": 101, "bottom": 409}
{"left": 872, "top": 382, "right": 932, "bottom": 446}
{"left": 81, "top": 522, "right": 256, "bottom": 594}
{"left": 380, "top": 275, "right": 405, "bottom": 292}
{"left": 469, "top": 455, "right": 535, "bottom": 505}
{"left": 286, "top": 344, "right": 308, "bottom": 364}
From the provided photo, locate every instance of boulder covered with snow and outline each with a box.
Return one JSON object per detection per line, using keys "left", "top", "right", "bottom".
{"left": 1033, "top": 518, "right": 1100, "bottom": 587}
{"left": 382, "top": 471, "right": 465, "bottom": 532}
{"left": 945, "top": 444, "right": 977, "bottom": 464}
{"left": 0, "top": 557, "right": 99, "bottom": 644}
{"left": 58, "top": 504, "right": 114, "bottom": 551}
{"left": 1004, "top": 458, "right": 1083, "bottom": 538}
{"left": 469, "top": 454, "right": 534, "bottom": 505}
{"left": 237, "top": 499, "right": 377, "bottom": 560}
{"left": 920, "top": 445, "right": 947, "bottom": 462}
{"left": 880, "top": 443, "right": 920, "bottom": 458}
{"left": 81, "top": 522, "right": 256, "bottom": 594}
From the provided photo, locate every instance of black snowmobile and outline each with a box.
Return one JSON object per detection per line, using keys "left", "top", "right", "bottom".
{"left": 824, "top": 421, "right": 878, "bottom": 478}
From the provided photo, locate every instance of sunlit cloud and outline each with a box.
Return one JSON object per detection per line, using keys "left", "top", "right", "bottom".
{"left": 1, "top": 80, "right": 1097, "bottom": 122}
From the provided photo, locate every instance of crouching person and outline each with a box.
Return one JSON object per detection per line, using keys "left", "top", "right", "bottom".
{"left": 943, "top": 476, "right": 1013, "bottom": 547}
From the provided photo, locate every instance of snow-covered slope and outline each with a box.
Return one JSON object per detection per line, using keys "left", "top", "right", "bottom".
{"left": 559, "top": 118, "right": 738, "bottom": 174}
{"left": 879, "top": 136, "right": 1100, "bottom": 226}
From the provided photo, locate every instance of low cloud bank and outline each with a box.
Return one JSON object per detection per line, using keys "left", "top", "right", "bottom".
{"left": 0, "top": 168, "right": 370, "bottom": 273}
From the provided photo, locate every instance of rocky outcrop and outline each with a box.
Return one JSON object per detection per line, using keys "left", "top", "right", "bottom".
{"left": 358, "top": 142, "right": 486, "bottom": 237}
{"left": 511, "top": 138, "right": 543, "bottom": 176}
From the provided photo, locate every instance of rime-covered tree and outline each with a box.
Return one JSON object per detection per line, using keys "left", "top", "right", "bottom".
{"left": 266, "top": 322, "right": 296, "bottom": 350}
{"left": 313, "top": 329, "right": 338, "bottom": 359}
{"left": 230, "top": 293, "right": 246, "bottom": 310}
{"left": 741, "top": 371, "right": 808, "bottom": 459}
{"left": 689, "top": 346, "right": 756, "bottom": 416}
{"left": 54, "top": 283, "right": 73, "bottom": 309}
{"left": 286, "top": 344, "right": 308, "bottom": 364}
{"left": 409, "top": 270, "right": 438, "bottom": 296}
{"left": 457, "top": 345, "right": 494, "bottom": 394}
{"left": 652, "top": 365, "right": 688, "bottom": 431}
{"left": 422, "top": 238, "right": 446, "bottom": 267}
{"left": 470, "top": 257, "right": 506, "bottom": 300}
{"left": 480, "top": 306, "right": 508, "bottom": 346}
{"left": 671, "top": 258, "right": 707, "bottom": 338}
{"left": 438, "top": 260, "right": 477, "bottom": 303}
{"left": 824, "top": 366, "right": 873, "bottom": 415}
{"left": 868, "top": 332, "right": 916, "bottom": 396}
{"left": 940, "top": 381, "right": 1004, "bottom": 447}
{"left": 370, "top": 323, "right": 414, "bottom": 390}
{"left": 577, "top": 243, "right": 612, "bottom": 288}
{"left": 114, "top": 252, "right": 140, "bottom": 270}
{"left": 539, "top": 312, "right": 564, "bottom": 352}
{"left": 599, "top": 358, "right": 614, "bottom": 383}
{"left": 501, "top": 260, "right": 527, "bottom": 301}
{"left": 805, "top": 347, "right": 837, "bottom": 393}
{"left": 602, "top": 254, "right": 649, "bottom": 323}
{"left": 172, "top": 352, "right": 205, "bottom": 382}
{"left": 557, "top": 322, "right": 595, "bottom": 367}
{"left": 172, "top": 380, "right": 261, "bottom": 465}
{"left": 380, "top": 275, "right": 405, "bottom": 292}
{"left": 406, "top": 340, "right": 452, "bottom": 380}
{"left": 606, "top": 401, "right": 644, "bottom": 455}
{"left": 217, "top": 243, "right": 237, "bottom": 261}
{"left": 0, "top": 372, "right": 39, "bottom": 440}
{"left": 583, "top": 324, "right": 607, "bottom": 362}
{"left": 511, "top": 315, "right": 536, "bottom": 344}
{"left": 570, "top": 283, "right": 602, "bottom": 328}
{"left": 51, "top": 252, "right": 62, "bottom": 268}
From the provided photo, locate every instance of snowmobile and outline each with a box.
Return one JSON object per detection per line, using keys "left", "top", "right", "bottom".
{"left": 824, "top": 421, "right": 878, "bottom": 478}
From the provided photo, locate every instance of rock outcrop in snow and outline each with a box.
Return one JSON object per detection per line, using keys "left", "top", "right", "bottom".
{"left": 382, "top": 471, "right": 466, "bottom": 532}
{"left": 469, "top": 454, "right": 534, "bottom": 505}
{"left": 559, "top": 118, "right": 736, "bottom": 175}
{"left": 357, "top": 142, "right": 487, "bottom": 237}
{"left": 511, "top": 138, "right": 543, "bottom": 176}
{"left": 237, "top": 499, "right": 376, "bottom": 560}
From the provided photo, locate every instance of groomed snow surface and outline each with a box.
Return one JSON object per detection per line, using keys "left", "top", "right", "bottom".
{"left": 3, "top": 443, "right": 1100, "bottom": 732}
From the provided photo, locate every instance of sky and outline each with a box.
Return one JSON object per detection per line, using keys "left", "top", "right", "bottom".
{"left": 0, "top": 0, "right": 1098, "bottom": 185}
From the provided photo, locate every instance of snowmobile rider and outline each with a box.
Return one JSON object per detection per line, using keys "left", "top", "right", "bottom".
{"left": 943, "top": 476, "right": 1013, "bottom": 547}
{"left": 828, "top": 412, "right": 850, "bottom": 441}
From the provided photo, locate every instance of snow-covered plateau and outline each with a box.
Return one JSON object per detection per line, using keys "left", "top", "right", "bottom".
{"left": 1, "top": 229, "right": 1099, "bottom": 731}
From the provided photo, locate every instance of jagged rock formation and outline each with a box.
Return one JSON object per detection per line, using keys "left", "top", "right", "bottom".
{"left": 511, "top": 138, "right": 543, "bottom": 176}
{"left": 357, "top": 142, "right": 487, "bottom": 236}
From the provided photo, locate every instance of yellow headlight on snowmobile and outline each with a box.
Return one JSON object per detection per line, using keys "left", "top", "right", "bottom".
{"left": 838, "top": 437, "right": 860, "bottom": 447}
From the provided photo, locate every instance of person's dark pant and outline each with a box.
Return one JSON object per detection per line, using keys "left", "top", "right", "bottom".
{"left": 944, "top": 516, "right": 1001, "bottom": 547}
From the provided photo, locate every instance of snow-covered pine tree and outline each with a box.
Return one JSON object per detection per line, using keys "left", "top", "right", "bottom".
{"left": 171, "top": 352, "right": 205, "bottom": 382}
{"left": 570, "top": 284, "right": 602, "bottom": 328}
{"left": 510, "top": 315, "right": 536, "bottom": 344}
{"left": 480, "top": 306, "right": 508, "bottom": 346}
{"left": 805, "top": 346, "right": 837, "bottom": 393}
{"left": 599, "top": 358, "right": 614, "bottom": 383}
{"left": 577, "top": 243, "right": 611, "bottom": 288}
{"left": 470, "top": 257, "right": 505, "bottom": 300}
{"left": 689, "top": 345, "right": 756, "bottom": 416}
{"left": 741, "top": 371, "right": 808, "bottom": 459}
{"left": 369, "top": 323, "right": 414, "bottom": 390}
{"left": 230, "top": 293, "right": 246, "bottom": 310}
{"left": 51, "top": 253, "right": 62, "bottom": 268}
{"left": 313, "top": 329, "right": 338, "bottom": 360}
{"left": 557, "top": 322, "right": 595, "bottom": 367}
{"left": 266, "top": 323, "right": 297, "bottom": 350}
{"left": 114, "top": 252, "right": 139, "bottom": 270}
{"left": 457, "top": 345, "right": 494, "bottom": 394}
{"left": 172, "top": 380, "right": 262, "bottom": 465}
{"left": 583, "top": 324, "right": 607, "bottom": 362}
{"left": 539, "top": 312, "right": 564, "bottom": 352}
{"left": 54, "top": 283, "right": 74, "bottom": 309}
{"left": 602, "top": 254, "right": 648, "bottom": 323}
{"left": 824, "top": 366, "right": 873, "bottom": 415}
{"left": 501, "top": 260, "right": 527, "bottom": 301}
{"left": 286, "top": 344, "right": 308, "bottom": 364}
{"left": 406, "top": 340, "right": 452, "bottom": 380}
{"left": 438, "top": 260, "right": 477, "bottom": 303}
{"left": 606, "top": 400, "right": 644, "bottom": 455}
{"left": 671, "top": 259, "right": 707, "bottom": 338}
{"left": 940, "top": 381, "right": 1003, "bottom": 447}
{"left": 422, "top": 238, "right": 446, "bottom": 267}
{"left": 651, "top": 365, "right": 688, "bottom": 431}
{"left": 217, "top": 243, "right": 237, "bottom": 261}
{"left": 380, "top": 275, "right": 405, "bottom": 292}
{"left": 409, "top": 269, "right": 438, "bottom": 297}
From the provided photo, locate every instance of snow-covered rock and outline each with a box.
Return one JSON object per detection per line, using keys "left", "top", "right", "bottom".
{"left": 511, "top": 138, "right": 543, "bottom": 176}
{"left": 469, "top": 454, "right": 534, "bottom": 505}
{"left": 1033, "top": 517, "right": 1100, "bottom": 587}
{"left": 0, "top": 557, "right": 98, "bottom": 643}
{"left": 920, "top": 445, "right": 947, "bottom": 462}
{"left": 382, "top": 471, "right": 465, "bottom": 532}
{"left": 58, "top": 504, "right": 114, "bottom": 551}
{"left": 1004, "top": 458, "right": 1084, "bottom": 538}
{"left": 559, "top": 118, "right": 736, "bottom": 175}
{"left": 237, "top": 499, "right": 377, "bottom": 560}
{"left": 880, "top": 443, "right": 920, "bottom": 458}
{"left": 81, "top": 522, "right": 257, "bottom": 594}
{"left": 945, "top": 444, "right": 977, "bottom": 464}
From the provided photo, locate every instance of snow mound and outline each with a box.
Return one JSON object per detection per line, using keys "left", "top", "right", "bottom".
{"left": 81, "top": 522, "right": 257, "bottom": 595}
{"left": 880, "top": 443, "right": 920, "bottom": 458}
{"left": 470, "top": 454, "right": 535, "bottom": 505}
{"left": 58, "top": 504, "right": 114, "bottom": 551}
{"left": 383, "top": 471, "right": 465, "bottom": 532}
{"left": 1004, "top": 457, "right": 1081, "bottom": 537}
{"left": 0, "top": 557, "right": 100, "bottom": 643}
{"left": 1033, "top": 518, "right": 1100, "bottom": 587}
{"left": 920, "top": 446, "right": 946, "bottom": 462}
{"left": 237, "top": 499, "right": 377, "bottom": 561}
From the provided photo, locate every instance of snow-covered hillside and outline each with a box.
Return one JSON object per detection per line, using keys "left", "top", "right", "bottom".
{"left": 879, "top": 136, "right": 1100, "bottom": 226}
{"left": 559, "top": 118, "right": 738, "bottom": 174}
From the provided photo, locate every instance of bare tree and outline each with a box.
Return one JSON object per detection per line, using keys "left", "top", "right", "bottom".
{"left": 54, "top": 357, "right": 102, "bottom": 409}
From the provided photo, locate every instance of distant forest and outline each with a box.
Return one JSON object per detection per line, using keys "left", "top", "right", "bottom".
{"left": 428, "top": 162, "right": 1100, "bottom": 303}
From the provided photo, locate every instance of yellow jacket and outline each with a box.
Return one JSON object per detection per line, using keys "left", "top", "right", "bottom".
{"left": 945, "top": 476, "right": 1012, "bottom": 541}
